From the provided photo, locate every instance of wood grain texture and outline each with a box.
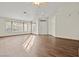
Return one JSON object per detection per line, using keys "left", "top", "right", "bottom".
{"left": 24, "top": 35, "right": 79, "bottom": 57}
{"left": 0, "top": 34, "right": 79, "bottom": 57}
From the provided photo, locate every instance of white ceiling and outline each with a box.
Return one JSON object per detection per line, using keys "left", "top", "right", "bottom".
{"left": 0, "top": 2, "right": 35, "bottom": 21}
{"left": 0, "top": 2, "right": 79, "bottom": 21}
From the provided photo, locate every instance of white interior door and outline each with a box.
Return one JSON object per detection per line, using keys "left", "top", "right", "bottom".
{"left": 38, "top": 19, "right": 48, "bottom": 34}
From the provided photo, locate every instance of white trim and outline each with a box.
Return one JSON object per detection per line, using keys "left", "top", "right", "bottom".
{"left": 55, "top": 35, "right": 79, "bottom": 40}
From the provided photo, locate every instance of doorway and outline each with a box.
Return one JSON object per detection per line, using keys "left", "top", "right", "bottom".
{"left": 38, "top": 19, "right": 48, "bottom": 35}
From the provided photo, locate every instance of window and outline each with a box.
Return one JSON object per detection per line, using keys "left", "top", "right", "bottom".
{"left": 24, "top": 22, "right": 32, "bottom": 33}
{"left": 5, "top": 20, "right": 32, "bottom": 33}
{"left": 24, "top": 23, "right": 28, "bottom": 32}
{"left": 5, "top": 21, "right": 12, "bottom": 32}
{"left": 12, "top": 22, "right": 23, "bottom": 32}
{"left": 27, "top": 23, "right": 32, "bottom": 33}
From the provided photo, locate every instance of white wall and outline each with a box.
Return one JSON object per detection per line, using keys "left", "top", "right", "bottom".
{"left": 48, "top": 16, "right": 55, "bottom": 36}
{"left": 55, "top": 6, "right": 79, "bottom": 40}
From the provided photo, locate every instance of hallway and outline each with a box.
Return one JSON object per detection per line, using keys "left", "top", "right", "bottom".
{"left": 0, "top": 35, "right": 79, "bottom": 57}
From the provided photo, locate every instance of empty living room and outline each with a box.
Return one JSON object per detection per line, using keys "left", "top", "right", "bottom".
{"left": 0, "top": 0, "right": 79, "bottom": 58}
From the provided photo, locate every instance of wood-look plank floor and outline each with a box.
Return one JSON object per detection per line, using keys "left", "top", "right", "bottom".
{"left": 0, "top": 34, "right": 79, "bottom": 57}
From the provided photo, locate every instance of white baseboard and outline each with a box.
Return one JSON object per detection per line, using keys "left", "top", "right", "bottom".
{"left": 55, "top": 35, "right": 79, "bottom": 40}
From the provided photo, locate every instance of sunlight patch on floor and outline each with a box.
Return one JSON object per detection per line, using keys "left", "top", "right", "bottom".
{"left": 23, "top": 35, "right": 36, "bottom": 51}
